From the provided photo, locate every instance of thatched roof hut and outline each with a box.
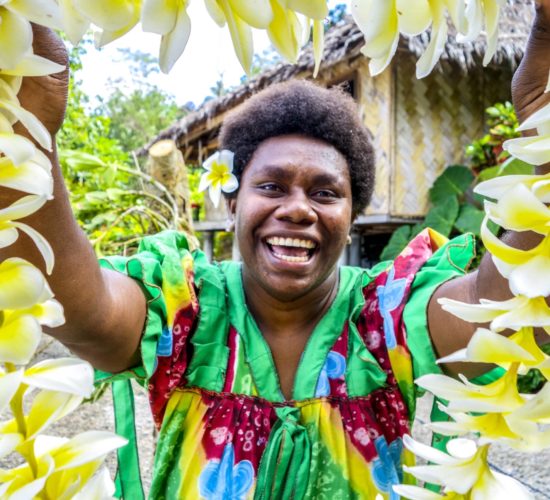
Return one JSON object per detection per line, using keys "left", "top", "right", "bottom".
{"left": 144, "top": 0, "right": 533, "bottom": 262}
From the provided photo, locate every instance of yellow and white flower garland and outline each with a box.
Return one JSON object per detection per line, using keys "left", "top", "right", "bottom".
{"left": 0, "top": 0, "right": 546, "bottom": 497}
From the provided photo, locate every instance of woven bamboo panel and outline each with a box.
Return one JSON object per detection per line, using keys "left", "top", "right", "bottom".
{"left": 357, "top": 61, "right": 392, "bottom": 215}
{"left": 393, "top": 54, "right": 487, "bottom": 217}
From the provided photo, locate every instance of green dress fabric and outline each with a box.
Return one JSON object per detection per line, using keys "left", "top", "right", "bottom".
{"left": 96, "top": 228, "right": 478, "bottom": 499}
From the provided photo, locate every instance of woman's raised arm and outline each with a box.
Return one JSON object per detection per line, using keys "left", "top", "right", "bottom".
{"left": 0, "top": 26, "right": 146, "bottom": 373}
{"left": 428, "top": 0, "right": 550, "bottom": 377}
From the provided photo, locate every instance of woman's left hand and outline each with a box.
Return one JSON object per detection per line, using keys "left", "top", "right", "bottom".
{"left": 512, "top": 0, "right": 550, "bottom": 125}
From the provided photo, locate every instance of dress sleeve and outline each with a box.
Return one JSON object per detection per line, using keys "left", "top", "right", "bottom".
{"left": 402, "top": 230, "right": 476, "bottom": 390}
{"left": 94, "top": 230, "right": 197, "bottom": 386}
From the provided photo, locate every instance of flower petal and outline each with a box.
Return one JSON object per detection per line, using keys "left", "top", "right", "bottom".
{"left": 0, "top": 314, "right": 42, "bottom": 364}
{"left": 23, "top": 358, "right": 94, "bottom": 397}
{"left": 0, "top": 194, "right": 47, "bottom": 223}
{"left": 312, "top": 18, "right": 324, "bottom": 77}
{"left": 0, "top": 133, "right": 36, "bottom": 166}
{"left": 267, "top": 0, "right": 302, "bottom": 63}
{"left": 198, "top": 172, "right": 212, "bottom": 193}
{"left": 0, "top": 8, "right": 32, "bottom": 69}
{"left": 58, "top": 0, "right": 91, "bottom": 44}
{"left": 228, "top": 0, "right": 273, "bottom": 28}
{"left": 26, "top": 390, "right": 83, "bottom": 439}
{"left": 7, "top": 0, "right": 63, "bottom": 29}
{"left": 516, "top": 101, "right": 550, "bottom": 133}
{"left": 475, "top": 173, "right": 550, "bottom": 201}
{"left": 396, "top": 0, "right": 432, "bottom": 36}
{"left": 503, "top": 135, "right": 550, "bottom": 166}
{"left": 11, "top": 298, "right": 65, "bottom": 328}
{"left": 51, "top": 431, "right": 127, "bottom": 471}
{"left": 392, "top": 485, "right": 450, "bottom": 499}
{"left": 204, "top": 0, "right": 226, "bottom": 26}
{"left": 221, "top": 173, "right": 239, "bottom": 194}
{"left": 416, "top": 367, "right": 525, "bottom": 413}
{"left": 209, "top": 181, "right": 222, "bottom": 207}
{"left": 352, "top": 0, "right": 398, "bottom": 60}
{"left": 159, "top": 4, "right": 191, "bottom": 74}
{"left": 286, "top": 0, "right": 327, "bottom": 19}
{"left": 437, "top": 328, "right": 535, "bottom": 365}
{"left": 403, "top": 434, "right": 459, "bottom": 465}
{"left": 484, "top": 185, "right": 550, "bottom": 234}
{"left": 218, "top": 0, "right": 254, "bottom": 73}
{"left": 0, "top": 157, "right": 54, "bottom": 198}
{"left": 0, "top": 369, "right": 23, "bottom": 413}
{"left": 141, "top": 0, "right": 178, "bottom": 34}
{"left": 73, "top": 0, "right": 138, "bottom": 32}
{"left": 0, "top": 258, "right": 49, "bottom": 310}
{"left": 416, "top": 3, "right": 447, "bottom": 79}
{"left": 72, "top": 467, "right": 116, "bottom": 499}
{"left": 0, "top": 226, "right": 19, "bottom": 247}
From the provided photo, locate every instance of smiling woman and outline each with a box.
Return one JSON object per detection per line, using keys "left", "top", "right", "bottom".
{"left": 90, "top": 81, "right": 496, "bottom": 498}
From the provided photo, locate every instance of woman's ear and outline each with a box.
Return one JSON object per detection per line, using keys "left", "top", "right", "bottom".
{"left": 226, "top": 198, "right": 237, "bottom": 232}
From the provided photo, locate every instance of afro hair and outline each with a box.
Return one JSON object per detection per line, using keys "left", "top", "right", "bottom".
{"left": 218, "top": 79, "right": 375, "bottom": 214}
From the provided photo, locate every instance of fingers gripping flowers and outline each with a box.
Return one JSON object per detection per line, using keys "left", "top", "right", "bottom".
{"left": 198, "top": 150, "right": 239, "bottom": 207}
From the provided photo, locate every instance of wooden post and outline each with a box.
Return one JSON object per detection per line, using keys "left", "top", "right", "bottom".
{"left": 147, "top": 139, "right": 199, "bottom": 249}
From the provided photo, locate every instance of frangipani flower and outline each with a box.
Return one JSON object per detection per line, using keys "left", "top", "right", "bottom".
{"left": 211, "top": 0, "right": 254, "bottom": 74}
{"left": 0, "top": 0, "right": 62, "bottom": 69}
{"left": 416, "top": 364, "right": 525, "bottom": 413}
{"left": 142, "top": 0, "right": 192, "bottom": 74}
{"left": 503, "top": 102, "right": 550, "bottom": 166}
{"left": 480, "top": 216, "right": 550, "bottom": 298}
{"left": 484, "top": 184, "right": 550, "bottom": 235}
{"left": 198, "top": 150, "right": 238, "bottom": 207}
{"left": 0, "top": 150, "right": 53, "bottom": 198}
{"left": 400, "top": 435, "right": 533, "bottom": 499}
{"left": 437, "top": 328, "right": 537, "bottom": 366}
{"left": 0, "top": 79, "right": 52, "bottom": 152}
{"left": 0, "top": 432, "right": 124, "bottom": 498}
{"left": 438, "top": 327, "right": 550, "bottom": 382}
{"left": 438, "top": 296, "right": 550, "bottom": 333}
{"left": 429, "top": 408, "right": 521, "bottom": 442}
{"left": 0, "top": 195, "right": 54, "bottom": 273}
{"left": 393, "top": 484, "right": 465, "bottom": 499}
{"left": 458, "top": 0, "right": 505, "bottom": 65}
{"left": 267, "top": 0, "right": 303, "bottom": 64}
{"left": 72, "top": 0, "right": 142, "bottom": 47}
{"left": 0, "top": 258, "right": 52, "bottom": 310}
{"left": 58, "top": 0, "right": 91, "bottom": 45}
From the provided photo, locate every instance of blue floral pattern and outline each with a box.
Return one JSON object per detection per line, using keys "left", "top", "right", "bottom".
{"left": 315, "top": 351, "right": 346, "bottom": 397}
{"left": 156, "top": 326, "right": 173, "bottom": 357}
{"left": 376, "top": 266, "right": 407, "bottom": 349}
{"left": 372, "top": 437, "right": 403, "bottom": 500}
{"left": 199, "top": 443, "right": 254, "bottom": 499}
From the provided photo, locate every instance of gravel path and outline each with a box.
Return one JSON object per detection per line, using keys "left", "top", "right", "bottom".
{"left": 9, "top": 337, "right": 550, "bottom": 498}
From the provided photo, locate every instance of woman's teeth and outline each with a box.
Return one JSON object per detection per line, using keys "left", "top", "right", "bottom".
{"left": 266, "top": 237, "right": 316, "bottom": 249}
{"left": 265, "top": 237, "right": 317, "bottom": 263}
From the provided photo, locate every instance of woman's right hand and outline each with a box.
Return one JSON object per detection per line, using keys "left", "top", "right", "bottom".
{"left": 16, "top": 25, "right": 69, "bottom": 139}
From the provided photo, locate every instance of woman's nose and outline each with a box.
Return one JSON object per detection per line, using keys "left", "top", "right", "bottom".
{"left": 275, "top": 192, "right": 318, "bottom": 225}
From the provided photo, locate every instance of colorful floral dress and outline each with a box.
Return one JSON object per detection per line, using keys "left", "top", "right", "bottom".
{"left": 96, "top": 228, "right": 476, "bottom": 499}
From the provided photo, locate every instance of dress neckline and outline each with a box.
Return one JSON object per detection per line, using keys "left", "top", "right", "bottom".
{"left": 221, "top": 262, "right": 360, "bottom": 402}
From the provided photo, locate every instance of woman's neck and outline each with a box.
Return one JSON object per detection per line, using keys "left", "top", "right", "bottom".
{"left": 242, "top": 268, "right": 340, "bottom": 339}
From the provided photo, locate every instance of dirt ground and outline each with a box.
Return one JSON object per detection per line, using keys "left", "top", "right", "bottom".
{"left": 11, "top": 337, "right": 550, "bottom": 498}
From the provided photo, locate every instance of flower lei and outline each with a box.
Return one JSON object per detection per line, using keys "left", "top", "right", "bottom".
{"left": 0, "top": 0, "right": 546, "bottom": 498}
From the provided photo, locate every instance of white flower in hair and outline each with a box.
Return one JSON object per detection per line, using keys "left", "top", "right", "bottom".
{"left": 199, "top": 150, "right": 239, "bottom": 207}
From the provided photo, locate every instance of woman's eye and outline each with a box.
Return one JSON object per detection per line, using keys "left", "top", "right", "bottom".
{"left": 258, "top": 183, "right": 281, "bottom": 192}
{"left": 313, "top": 190, "right": 337, "bottom": 198}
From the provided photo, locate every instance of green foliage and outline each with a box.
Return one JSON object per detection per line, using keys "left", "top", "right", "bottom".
{"left": 381, "top": 102, "right": 534, "bottom": 262}
{"left": 58, "top": 39, "right": 186, "bottom": 255}
{"left": 94, "top": 49, "right": 186, "bottom": 153}
{"left": 465, "top": 102, "right": 520, "bottom": 174}
{"left": 60, "top": 150, "right": 178, "bottom": 256}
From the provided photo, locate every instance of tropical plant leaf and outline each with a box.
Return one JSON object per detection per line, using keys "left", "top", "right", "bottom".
{"left": 478, "top": 156, "right": 534, "bottom": 183}
{"left": 429, "top": 165, "right": 474, "bottom": 204}
{"left": 423, "top": 197, "right": 459, "bottom": 237}
{"left": 379, "top": 225, "right": 412, "bottom": 261}
{"left": 454, "top": 203, "right": 484, "bottom": 237}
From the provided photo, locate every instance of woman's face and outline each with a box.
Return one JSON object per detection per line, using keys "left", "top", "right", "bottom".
{"left": 228, "top": 134, "right": 353, "bottom": 302}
